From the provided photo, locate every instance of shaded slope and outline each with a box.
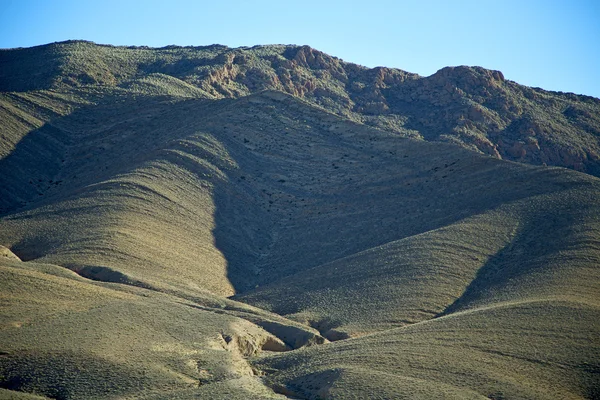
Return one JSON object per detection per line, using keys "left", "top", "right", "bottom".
{"left": 200, "top": 92, "right": 600, "bottom": 295}
{"left": 234, "top": 127, "right": 600, "bottom": 337}
{"left": 238, "top": 185, "right": 600, "bottom": 338}
{"left": 0, "top": 90, "right": 86, "bottom": 159}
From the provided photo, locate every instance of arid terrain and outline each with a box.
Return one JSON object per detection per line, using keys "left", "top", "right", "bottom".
{"left": 1, "top": 41, "right": 599, "bottom": 399}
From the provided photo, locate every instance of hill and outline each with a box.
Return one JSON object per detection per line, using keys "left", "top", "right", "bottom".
{"left": 0, "top": 42, "right": 599, "bottom": 399}
{"left": 2, "top": 40, "right": 600, "bottom": 176}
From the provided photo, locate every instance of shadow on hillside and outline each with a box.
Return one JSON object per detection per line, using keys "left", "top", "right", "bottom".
{"left": 1, "top": 91, "right": 596, "bottom": 299}
{"left": 439, "top": 201, "right": 591, "bottom": 315}
{"left": 0, "top": 122, "right": 71, "bottom": 216}
{"left": 0, "top": 94, "right": 225, "bottom": 263}
{"left": 0, "top": 95, "right": 170, "bottom": 216}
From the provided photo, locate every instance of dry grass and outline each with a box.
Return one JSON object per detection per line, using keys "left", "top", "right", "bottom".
{"left": 0, "top": 61, "right": 599, "bottom": 398}
{"left": 254, "top": 299, "right": 600, "bottom": 399}
{"left": 0, "top": 259, "right": 298, "bottom": 399}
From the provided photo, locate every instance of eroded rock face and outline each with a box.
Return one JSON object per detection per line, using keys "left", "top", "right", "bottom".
{"left": 2, "top": 41, "right": 599, "bottom": 176}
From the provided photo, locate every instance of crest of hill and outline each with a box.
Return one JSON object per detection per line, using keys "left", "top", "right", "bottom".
{"left": 2, "top": 40, "right": 600, "bottom": 176}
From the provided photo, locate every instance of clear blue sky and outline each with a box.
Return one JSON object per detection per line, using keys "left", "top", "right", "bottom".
{"left": 1, "top": 0, "right": 599, "bottom": 98}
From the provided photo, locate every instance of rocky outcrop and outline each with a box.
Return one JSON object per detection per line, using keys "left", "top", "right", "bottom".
{"left": 2, "top": 41, "right": 599, "bottom": 176}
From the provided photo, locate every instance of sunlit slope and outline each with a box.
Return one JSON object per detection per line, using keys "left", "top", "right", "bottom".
{"left": 0, "top": 94, "right": 243, "bottom": 296}
{"left": 0, "top": 257, "right": 299, "bottom": 399}
{"left": 253, "top": 299, "right": 600, "bottom": 399}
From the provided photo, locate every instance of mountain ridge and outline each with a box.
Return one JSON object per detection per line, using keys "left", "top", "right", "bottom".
{"left": 1, "top": 42, "right": 599, "bottom": 399}
{"left": 2, "top": 40, "right": 599, "bottom": 179}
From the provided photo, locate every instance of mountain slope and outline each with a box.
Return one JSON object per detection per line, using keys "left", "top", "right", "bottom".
{"left": 2, "top": 40, "right": 600, "bottom": 176}
{"left": 1, "top": 258, "right": 304, "bottom": 399}
{"left": 253, "top": 299, "right": 600, "bottom": 399}
{"left": 1, "top": 42, "right": 599, "bottom": 399}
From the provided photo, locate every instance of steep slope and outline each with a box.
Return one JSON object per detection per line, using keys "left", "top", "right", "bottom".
{"left": 1, "top": 87, "right": 599, "bottom": 398}
{"left": 1, "top": 42, "right": 600, "bottom": 399}
{"left": 0, "top": 93, "right": 240, "bottom": 296}
{"left": 239, "top": 188, "right": 600, "bottom": 339}
{"left": 2, "top": 40, "right": 599, "bottom": 175}
{"left": 4, "top": 89, "right": 598, "bottom": 296}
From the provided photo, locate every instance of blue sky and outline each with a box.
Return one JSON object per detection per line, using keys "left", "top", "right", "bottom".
{"left": 1, "top": 0, "right": 599, "bottom": 98}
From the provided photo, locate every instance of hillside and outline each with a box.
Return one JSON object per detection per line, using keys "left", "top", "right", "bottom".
{"left": 2, "top": 40, "right": 600, "bottom": 177}
{"left": 0, "top": 42, "right": 599, "bottom": 399}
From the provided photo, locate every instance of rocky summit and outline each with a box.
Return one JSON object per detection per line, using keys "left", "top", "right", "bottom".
{"left": 0, "top": 41, "right": 599, "bottom": 399}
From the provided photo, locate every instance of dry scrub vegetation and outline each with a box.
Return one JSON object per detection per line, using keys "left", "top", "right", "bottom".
{"left": 0, "top": 41, "right": 599, "bottom": 399}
